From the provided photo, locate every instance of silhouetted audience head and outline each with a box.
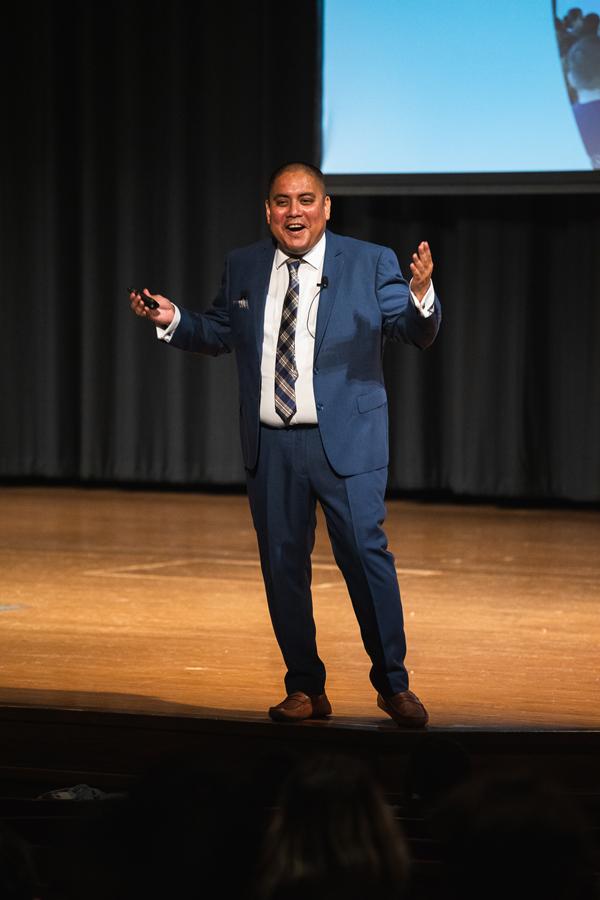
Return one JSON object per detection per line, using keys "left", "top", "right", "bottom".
{"left": 256, "top": 752, "right": 410, "bottom": 900}
{"left": 0, "top": 823, "right": 40, "bottom": 900}
{"left": 432, "top": 768, "right": 597, "bottom": 900}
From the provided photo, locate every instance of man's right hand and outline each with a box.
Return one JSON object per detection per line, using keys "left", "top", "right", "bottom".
{"left": 129, "top": 289, "right": 175, "bottom": 329}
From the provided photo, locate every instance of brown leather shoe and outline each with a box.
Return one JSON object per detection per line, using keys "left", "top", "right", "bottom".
{"left": 377, "top": 690, "right": 429, "bottom": 728}
{"left": 268, "top": 691, "right": 332, "bottom": 722}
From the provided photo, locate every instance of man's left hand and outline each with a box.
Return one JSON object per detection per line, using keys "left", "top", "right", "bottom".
{"left": 409, "top": 241, "right": 433, "bottom": 302}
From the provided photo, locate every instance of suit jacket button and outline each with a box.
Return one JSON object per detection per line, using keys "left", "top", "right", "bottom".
{"left": 313, "top": 367, "right": 319, "bottom": 374}
{"left": 317, "top": 403, "right": 323, "bottom": 411}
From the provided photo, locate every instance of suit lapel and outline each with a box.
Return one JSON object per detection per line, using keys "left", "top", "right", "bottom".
{"left": 253, "top": 240, "right": 276, "bottom": 356}
{"left": 314, "top": 231, "right": 344, "bottom": 361}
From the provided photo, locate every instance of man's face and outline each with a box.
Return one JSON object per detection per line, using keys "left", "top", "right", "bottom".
{"left": 265, "top": 168, "right": 331, "bottom": 256}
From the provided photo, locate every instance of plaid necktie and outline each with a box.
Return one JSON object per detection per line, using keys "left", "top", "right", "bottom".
{"left": 275, "top": 259, "right": 301, "bottom": 424}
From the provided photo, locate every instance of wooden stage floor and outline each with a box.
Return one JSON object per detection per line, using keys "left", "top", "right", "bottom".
{"left": 1, "top": 486, "right": 599, "bottom": 733}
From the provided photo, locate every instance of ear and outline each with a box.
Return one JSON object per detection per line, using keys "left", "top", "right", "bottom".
{"left": 265, "top": 199, "right": 271, "bottom": 226}
{"left": 324, "top": 195, "right": 331, "bottom": 221}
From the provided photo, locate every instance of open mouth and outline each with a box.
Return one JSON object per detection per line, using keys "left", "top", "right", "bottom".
{"left": 286, "top": 223, "right": 305, "bottom": 232}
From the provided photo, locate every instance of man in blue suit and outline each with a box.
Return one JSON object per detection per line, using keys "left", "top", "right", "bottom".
{"left": 130, "top": 162, "right": 441, "bottom": 728}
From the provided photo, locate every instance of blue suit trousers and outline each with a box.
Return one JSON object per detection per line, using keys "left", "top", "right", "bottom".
{"left": 246, "top": 424, "right": 409, "bottom": 698}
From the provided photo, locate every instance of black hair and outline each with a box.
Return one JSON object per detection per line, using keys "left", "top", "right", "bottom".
{"left": 267, "top": 162, "right": 327, "bottom": 198}
{"left": 256, "top": 752, "right": 409, "bottom": 900}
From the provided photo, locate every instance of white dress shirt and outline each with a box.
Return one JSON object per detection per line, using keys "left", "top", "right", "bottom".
{"left": 259, "top": 235, "right": 326, "bottom": 426}
{"left": 157, "top": 233, "right": 435, "bottom": 426}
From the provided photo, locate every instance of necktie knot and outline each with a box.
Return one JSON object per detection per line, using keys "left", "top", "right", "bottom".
{"left": 286, "top": 258, "right": 301, "bottom": 275}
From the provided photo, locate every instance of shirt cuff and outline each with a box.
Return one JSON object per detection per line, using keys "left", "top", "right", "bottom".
{"left": 409, "top": 280, "right": 435, "bottom": 318}
{"left": 156, "top": 305, "right": 181, "bottom": 342}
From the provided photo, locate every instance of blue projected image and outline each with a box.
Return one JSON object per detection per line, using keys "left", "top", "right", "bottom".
{"left": 322, "top": 0, "right": 600, "bottom": 174}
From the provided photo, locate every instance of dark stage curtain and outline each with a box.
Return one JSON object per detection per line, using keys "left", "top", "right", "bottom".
{"left": 1, "top": 2, "right": 599, "bottom": 501}
{"left": 333, "top": 193, "right": 600, "bottom": 502}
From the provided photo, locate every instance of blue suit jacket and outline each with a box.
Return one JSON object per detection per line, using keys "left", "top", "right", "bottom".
{"left": 169, "top": 230, "right": 441, "bottom": 476}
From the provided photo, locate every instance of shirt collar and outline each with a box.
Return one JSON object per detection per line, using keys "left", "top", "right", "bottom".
{"left": 275, "top": 231, "right": 327, "bottom": 271}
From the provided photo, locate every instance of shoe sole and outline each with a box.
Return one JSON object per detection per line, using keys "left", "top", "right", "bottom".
{"left": 268, "top": 704, "right": 332, "bottom": 722}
